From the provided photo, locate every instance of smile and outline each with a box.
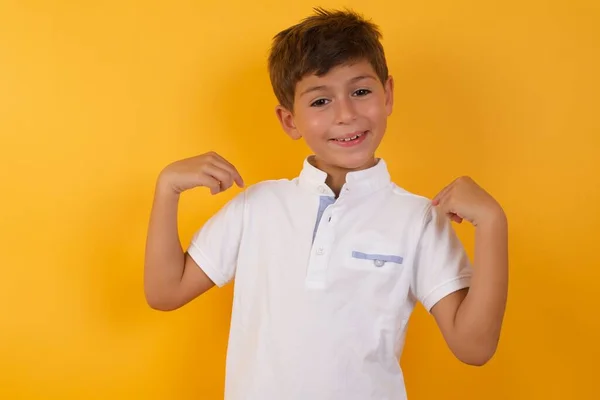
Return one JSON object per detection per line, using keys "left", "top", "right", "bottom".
{"left": 332, "top": 131, "right": 368, "bottom": 142}
{"left": 330, "top": 130, "right": 369, "bottom": 147}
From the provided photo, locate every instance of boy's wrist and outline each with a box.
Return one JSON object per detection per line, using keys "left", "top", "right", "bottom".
{"left": 156, "top": 172, "right": 181, "bottom": 199}
{"left": 477, "top": 205, "right": 507, "bottom": 231}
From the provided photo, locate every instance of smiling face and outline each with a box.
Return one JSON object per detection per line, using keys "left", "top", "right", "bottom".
{"left": 276, "top": 59, "right": 394, "bottom": 175}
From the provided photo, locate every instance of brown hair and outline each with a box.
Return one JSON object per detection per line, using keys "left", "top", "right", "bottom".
{"left": 268, "top": 8, "right": 389, "bottom": 112}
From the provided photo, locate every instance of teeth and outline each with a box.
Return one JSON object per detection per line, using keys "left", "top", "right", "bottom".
{"left": 336, "top": 132, "right": 363, "bottom": 142}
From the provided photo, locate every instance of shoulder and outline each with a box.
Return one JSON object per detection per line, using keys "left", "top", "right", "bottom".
{"left": 210, "top": 178, "right": 298, "bottom": 221}
{"left": 388, "top": 183, "right": 434, "bottom": 224}
{"left": 388, "top": 183, "right": 460, "bottom": 245}
{"left": 242, "top": 177, "right": 300, "bottom": 202}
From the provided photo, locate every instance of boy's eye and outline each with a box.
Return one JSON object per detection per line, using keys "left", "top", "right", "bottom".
{"left": 310, "top": 98, "right": 329, "bottom": 107}
{"left": 353, "top": 89, "right": 371, "bottom": 96}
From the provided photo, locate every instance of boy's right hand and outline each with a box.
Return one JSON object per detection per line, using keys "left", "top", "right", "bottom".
{"left": 158, "top": 152, "right": 245, "bottom": 195}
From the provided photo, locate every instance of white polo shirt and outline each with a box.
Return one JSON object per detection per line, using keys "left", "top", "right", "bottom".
{"left": 187, "top": 157, "right": 472, "bottom": 400}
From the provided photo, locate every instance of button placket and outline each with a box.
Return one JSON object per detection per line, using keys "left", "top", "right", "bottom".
{"left": 307, "top": 203, "right": 335, "bottom": 287}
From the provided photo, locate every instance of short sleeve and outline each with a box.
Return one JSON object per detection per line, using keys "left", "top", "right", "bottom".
{"left": 411, "top": 203, "right": 472, "bottom": 312}
{"left": 186, "top": 191, "right": 246, "bottom": 287}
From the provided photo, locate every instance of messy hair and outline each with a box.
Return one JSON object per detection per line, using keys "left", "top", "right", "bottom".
{"left": 268, "top": 8, "right": 389, "bottom": 111}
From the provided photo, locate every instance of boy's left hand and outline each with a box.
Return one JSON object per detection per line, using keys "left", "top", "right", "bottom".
{"left": 432, "top": 176, "right": 505, "bottom": 227}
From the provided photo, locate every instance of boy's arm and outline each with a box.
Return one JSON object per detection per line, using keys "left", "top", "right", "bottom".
{"left": 429, "top": 176, "right": 508, "bottom": 366}
{"left": 430, "top": 211, "right": 508, "bottom": 366}
{"left": 143, "top": 182, "right": 215, "bottom": 311}
{"left": 143, "top": 152, "right": 244, "bottom": 311}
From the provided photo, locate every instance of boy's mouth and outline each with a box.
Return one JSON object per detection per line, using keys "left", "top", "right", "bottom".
{"left": 330, "top": 130, "right": 369, "bottom": 146}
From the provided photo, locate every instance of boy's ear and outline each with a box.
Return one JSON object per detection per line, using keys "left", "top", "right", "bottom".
{"left": 275, "top": 105, "right": 302, "bottom": 140}
{"left": 384, "top": 75, "right": 394, "bottom": 117}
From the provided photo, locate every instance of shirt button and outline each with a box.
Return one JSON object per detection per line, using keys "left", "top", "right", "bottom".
{"left": 374, "top": 259, "right": 386, "bottom": 267}
{"left": 316, "top": 248, "right": 325, "bottom": 255}
{"left": 318, "top": 186, "right": 327, "bottom": 193}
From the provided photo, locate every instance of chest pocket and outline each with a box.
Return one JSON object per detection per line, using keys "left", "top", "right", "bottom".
{"left": 351, "top": 251, "right": 402, "bottom": 267}
{"left": 343, "top": 234, "right": 406, "bottom": 274}
{"left": 345, "top": 250, "right": 404, "bottom": 274}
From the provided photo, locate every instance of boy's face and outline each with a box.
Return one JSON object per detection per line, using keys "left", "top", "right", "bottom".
{"left": 276, "top": 59, "right": 393, "bottom": 172}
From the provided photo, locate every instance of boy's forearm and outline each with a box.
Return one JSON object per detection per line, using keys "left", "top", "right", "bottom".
{"left": 453, "top": 211, "right": 508, "bottom": 363}
{"left": 144, "top": 179, "right": 185, "bottom": 308}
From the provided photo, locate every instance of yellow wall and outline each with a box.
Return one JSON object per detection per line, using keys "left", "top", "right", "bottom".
{"left": 1, "top": 0, "right": 598, "bottom": 398}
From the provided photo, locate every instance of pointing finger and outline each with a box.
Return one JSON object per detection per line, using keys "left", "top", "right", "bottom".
{"left": 432, "top": 181, "right": 454, "bottom": 206}
{"left": 212, "top": 158, "right": 244, "bottom": 188}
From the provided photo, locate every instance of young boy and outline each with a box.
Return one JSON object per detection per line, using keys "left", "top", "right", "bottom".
{"left": 144, "top": 8, "right": 508, "bottom": 400}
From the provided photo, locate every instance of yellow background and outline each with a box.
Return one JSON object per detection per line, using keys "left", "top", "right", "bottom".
{"left": 1, "top": 0, "right": 598, "bottom": 399}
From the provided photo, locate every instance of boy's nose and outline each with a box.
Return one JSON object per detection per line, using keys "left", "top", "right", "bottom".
{"left": 335, "top": 98, "right": 357, "bottom": 124}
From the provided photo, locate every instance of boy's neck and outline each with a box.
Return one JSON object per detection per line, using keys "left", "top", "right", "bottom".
{"left": 311, "top": 156, "right": 377, "bottom": 198}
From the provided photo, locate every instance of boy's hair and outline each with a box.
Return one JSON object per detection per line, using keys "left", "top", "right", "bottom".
{"left": 268, "top": 8, "right": 389, "bottom": 112}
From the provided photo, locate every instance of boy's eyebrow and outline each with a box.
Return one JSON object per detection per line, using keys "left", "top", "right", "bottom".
{"left": 348, "top": 74, "right": 377, "bottom": 84}
{"left": 299, "top": 74, "right": 377, "bottom": 97}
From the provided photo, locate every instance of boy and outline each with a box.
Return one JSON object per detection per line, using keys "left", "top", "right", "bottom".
{"left": 144, "top": 8, "right": 508, "bottom": 400}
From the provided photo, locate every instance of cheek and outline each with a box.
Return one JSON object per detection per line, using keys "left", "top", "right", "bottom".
{"left": 298, "top": 110, "right": 330, "bottom": 137}
{"left": 363, "top": 99, "right": 387, "bottom": 123}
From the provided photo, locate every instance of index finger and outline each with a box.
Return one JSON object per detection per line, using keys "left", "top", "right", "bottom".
{"left": 211, "top": 154, "right": 245, "bottom": 188}
{"left": 432, "top": 179, "right": 456, "bottom": 205}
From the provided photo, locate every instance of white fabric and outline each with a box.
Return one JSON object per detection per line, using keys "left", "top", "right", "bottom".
{"left": 187, "top": 157, "right": 472, "bottom": 400}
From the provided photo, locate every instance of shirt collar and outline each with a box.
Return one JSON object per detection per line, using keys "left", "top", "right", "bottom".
{"left": 298, "top": 156, "right": 391, "bottom": 197}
